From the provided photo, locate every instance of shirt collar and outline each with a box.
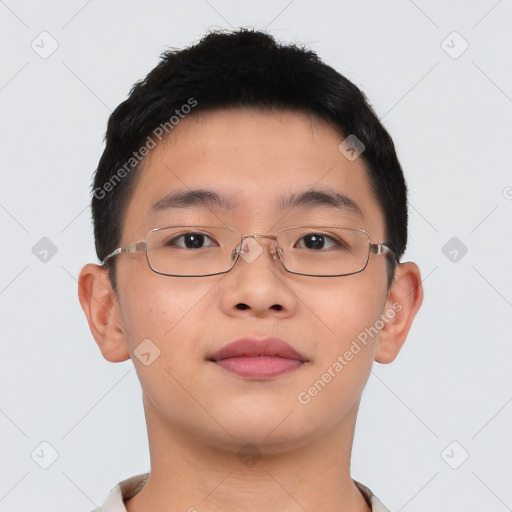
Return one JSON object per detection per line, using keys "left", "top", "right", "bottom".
{"left": 92, "top": 473, "right": 391, "bottom": 512}
{"left": 354, "top": 479, "right": 392, "bottom": 512}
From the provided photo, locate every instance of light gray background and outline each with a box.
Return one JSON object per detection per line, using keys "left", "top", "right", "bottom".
{"left": 1, "top": 1, "right": 511, "bottom": 511}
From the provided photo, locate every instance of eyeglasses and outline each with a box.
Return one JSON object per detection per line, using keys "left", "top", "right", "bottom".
{"left": 102, "top": 225, "right": 396, "bottom": 277}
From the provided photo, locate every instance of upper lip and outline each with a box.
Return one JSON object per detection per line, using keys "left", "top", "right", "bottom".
{"left": 208, "top": 337, "right": 308, "bottom": 362}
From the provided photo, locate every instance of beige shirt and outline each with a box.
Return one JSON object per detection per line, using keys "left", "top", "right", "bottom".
{"left": 88, "top": 473, "right": 391, "bottom": 512}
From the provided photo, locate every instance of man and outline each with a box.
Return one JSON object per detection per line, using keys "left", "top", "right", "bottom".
{"left": 78, "top": 28, "right": 423, "bottom": 512}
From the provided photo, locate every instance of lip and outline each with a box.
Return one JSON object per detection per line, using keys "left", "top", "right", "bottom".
{"left": 208, "top": 337, "right": 308, "bottom": 380}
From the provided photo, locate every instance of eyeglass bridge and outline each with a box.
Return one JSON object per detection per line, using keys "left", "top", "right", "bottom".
{"left": 233, "top": 234, "right": 283, "bottom": 263}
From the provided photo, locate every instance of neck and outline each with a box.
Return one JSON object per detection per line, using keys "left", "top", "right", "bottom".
{"left": 125, "top": 395, "right": 371, "bottom": 512}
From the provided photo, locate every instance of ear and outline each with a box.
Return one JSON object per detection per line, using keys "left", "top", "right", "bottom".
{"left": 77, "top": 263, "right": 131, "bottom": 363}
{"left": 374, "top": 261, "right": 423, "bottom": 364}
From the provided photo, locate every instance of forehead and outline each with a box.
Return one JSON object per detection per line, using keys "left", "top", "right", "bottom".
{"left": 121, "top": 108, "right": 385, "bottom": 239}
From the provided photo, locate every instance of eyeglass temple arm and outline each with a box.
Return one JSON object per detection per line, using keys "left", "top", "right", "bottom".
{"left": 102, "top": 241, "right": 147, "bottom": 265}
{"left": 370, "top": 243, "right": 397, "bottom": 261}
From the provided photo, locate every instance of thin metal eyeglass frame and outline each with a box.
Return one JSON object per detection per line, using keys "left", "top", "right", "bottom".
{"left": 101, "top": 225, "right": 397, "bottom": 277}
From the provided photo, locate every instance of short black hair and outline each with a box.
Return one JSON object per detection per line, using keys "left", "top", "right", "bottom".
{"left": 91, "top": 28, "right": 407, "bottom": 290}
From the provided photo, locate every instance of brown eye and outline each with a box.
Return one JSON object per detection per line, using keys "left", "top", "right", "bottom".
{"left": 164, "top": 232, "right": 217, "bottom": 249}
{"left": 295, "top": 232, "right": 348, "bottom": 250}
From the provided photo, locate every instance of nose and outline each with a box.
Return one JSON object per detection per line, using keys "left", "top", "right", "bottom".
{"left": 221, "top": 234, "right": 296, "bottom": 317}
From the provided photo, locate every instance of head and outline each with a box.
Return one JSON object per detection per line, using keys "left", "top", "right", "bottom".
{"left": 92, "top": 28, "right": 408, "bottom": 291}
{"left": 79, "top": 29, "right": 422, "bottom": 454}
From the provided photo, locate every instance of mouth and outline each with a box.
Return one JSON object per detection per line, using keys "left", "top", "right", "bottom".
{"left": 208, "top": 337, "right": 308, "bottom": 380}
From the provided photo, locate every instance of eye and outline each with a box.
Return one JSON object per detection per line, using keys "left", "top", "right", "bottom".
{"left": 165, "top": 232, "right": 218, "bottom": 249}
{"left": 295, "top": 232, "right": 349, "bottom": 250}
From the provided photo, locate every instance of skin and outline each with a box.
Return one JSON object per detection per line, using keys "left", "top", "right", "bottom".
{"left": 78, "top": 108, "right": 423, "bottom": 512}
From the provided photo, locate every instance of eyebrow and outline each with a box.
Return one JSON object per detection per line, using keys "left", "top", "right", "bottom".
{"left": 151, "top": 188, "right": 236, "bottom": 212}
{"left": 280, "top": 189, "right": 363, "bottom": 217}
{"left": 150, "top": 187, "right": 363, "bottom": 217}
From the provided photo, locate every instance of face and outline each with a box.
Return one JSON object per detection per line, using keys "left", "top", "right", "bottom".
{"left": 103, "top": 108, "right": 395, "bottom": 452}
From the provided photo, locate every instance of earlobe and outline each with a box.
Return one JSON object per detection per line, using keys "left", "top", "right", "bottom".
{"left": 77, "top": 263, "right": 131, "bottom": 363}
{"left": 374, "top": 262, "right": 424, "bottom": 364}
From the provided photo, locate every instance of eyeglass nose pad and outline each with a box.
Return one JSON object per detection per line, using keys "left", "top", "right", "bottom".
{"left": 232, "top": 242, "right": 243, "bottom": 259}
{"left": 273, "top": 245, "right": 283, "bottom": 260}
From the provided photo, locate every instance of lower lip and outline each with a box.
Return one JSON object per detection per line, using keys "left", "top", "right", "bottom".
{"left": 213, "top": 357, "right": 304, "bottom": 379}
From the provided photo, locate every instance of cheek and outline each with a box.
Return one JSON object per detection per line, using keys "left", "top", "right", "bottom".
{"left": 304, "top": 276, "right": 386, "bottom": 353}
{"left": 117, "top": 271, "right": 218, "bottom": 355}
{"left": 116, "top": 277, "right": 214, "bottom": 411}
{"left": 295, "top": 278, "right": 385, "bottom": 414}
